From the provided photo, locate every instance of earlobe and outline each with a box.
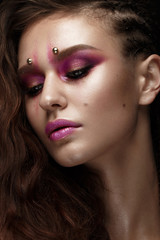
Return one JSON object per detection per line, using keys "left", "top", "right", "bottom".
{"left": 138, "top": 54, "right": 160, "bottom": 105}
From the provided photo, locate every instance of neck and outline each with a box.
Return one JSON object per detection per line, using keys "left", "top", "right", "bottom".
{"left": 103, "top": 152, "right": 160, "bottom": 240}
{"left": 87, "top": 109, "right": 160, "bottom": 240}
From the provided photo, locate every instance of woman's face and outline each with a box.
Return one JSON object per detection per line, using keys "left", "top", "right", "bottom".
{"left": 18, "top": 14, "right": 140, "bottom": 167}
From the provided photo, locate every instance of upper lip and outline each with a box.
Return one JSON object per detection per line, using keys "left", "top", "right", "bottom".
{"left": 45, "top": 119, "right": 81, "bottom": 137}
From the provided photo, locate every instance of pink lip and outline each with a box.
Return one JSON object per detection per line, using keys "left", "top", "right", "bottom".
{"left": 45, "top": 119, "right": 81, "bottom": 141}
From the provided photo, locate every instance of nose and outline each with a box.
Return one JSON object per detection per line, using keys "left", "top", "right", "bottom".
{"left": 39, "top": 75, "right": 67, "bottom": 112}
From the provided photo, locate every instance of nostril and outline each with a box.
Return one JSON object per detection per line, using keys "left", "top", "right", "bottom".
{"left": 39, "top": 94, "right": 67, "bottom": 112}
{"left": 51, "top": 103, "right": 61, "bottom": 108}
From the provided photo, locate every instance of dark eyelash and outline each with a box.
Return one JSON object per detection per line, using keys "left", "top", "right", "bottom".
{"left": 26, "top": 83, "right": 43, "bottom": 97}
{"left": 23, "top": 65, "right": 92, "bottom": 97}
{"left": 66, "top": 65, "right": 93, "bottom": 80}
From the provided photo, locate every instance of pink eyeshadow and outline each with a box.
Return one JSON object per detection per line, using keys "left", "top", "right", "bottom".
{"left": 33, "top": 51, "right": 39, "bottom": 67}
{"left": 21, "top": 74, "right": 44, "bottom": 88}
{"left": 57, "top": 51, "right": 105, "bottom": 75}
{"left": 47, "top": 43, "right": 57, "bottom": 65}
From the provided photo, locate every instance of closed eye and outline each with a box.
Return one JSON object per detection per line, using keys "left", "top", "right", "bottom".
{"left": 65, "top": 65, "right": 93, "bottom": 80}
{"left": 26, "top": 83, "right": 43, "bottom": 97}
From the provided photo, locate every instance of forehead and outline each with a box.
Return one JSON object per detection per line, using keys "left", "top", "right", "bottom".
{"left": 18, "top": 13, "right": 124, "bottom": 66}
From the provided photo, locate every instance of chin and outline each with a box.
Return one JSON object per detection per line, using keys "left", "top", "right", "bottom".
{"left": 52, "top": 151, "right": 89, "bottom": 168}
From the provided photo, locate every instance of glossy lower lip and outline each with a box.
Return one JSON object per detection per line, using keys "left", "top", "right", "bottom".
{"left": 49, "top": 127, "right": 76, "bottom": 141}
{"left": 45, "top": 119, "right": 81, "bottom": 141}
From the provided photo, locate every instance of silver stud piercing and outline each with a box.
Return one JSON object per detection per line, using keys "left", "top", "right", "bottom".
{"left": 52, "top": 47, "right": 59, "bottom": 55}
{"left": 27, "top": 58, "right": 32, "bottom": 65}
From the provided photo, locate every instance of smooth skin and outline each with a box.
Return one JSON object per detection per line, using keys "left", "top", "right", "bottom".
{"left": 18, "top": 13, "right": 160, "bottom": 240}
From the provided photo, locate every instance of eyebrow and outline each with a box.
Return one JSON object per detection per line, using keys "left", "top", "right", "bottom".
{"left": 56, "top": 44, "right": 99, "bottom": 61}
{"left": 18, "top": 44, "right": 99, "bottom": 75}
{"left": 18, "top": 64, "right": 40, "bottom": 77}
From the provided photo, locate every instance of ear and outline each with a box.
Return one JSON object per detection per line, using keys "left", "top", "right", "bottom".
{"left": 138, "top": 54, "right": 160, "bottom": 105}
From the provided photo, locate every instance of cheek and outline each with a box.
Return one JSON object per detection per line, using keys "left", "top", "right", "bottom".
{"left": 77, "top": 68, "right": 138, "bottom": 134}
{"left": 80, "top": 77, "right": 128, "bottom": 114}
{"left": 25, "top": 97, "right": 40, "bottom": 125}
{"left": 93, "top": 71, "right": 136, "bottom": 111}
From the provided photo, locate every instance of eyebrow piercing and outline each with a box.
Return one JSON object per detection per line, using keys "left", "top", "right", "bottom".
{"left": 27, "top": 58, "right": 32, "bottom": 65}
{"left": 52, "top": 47, "right": 59, "bottom": 55}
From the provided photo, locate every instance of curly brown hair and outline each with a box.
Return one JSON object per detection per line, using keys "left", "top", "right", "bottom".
{"left": 0, "top": 0, "right": 160, "bottom": 239}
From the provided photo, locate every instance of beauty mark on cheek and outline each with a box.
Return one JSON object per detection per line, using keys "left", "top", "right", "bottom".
{"left": 84, "top": 103, "right": 88, "bottom": 107}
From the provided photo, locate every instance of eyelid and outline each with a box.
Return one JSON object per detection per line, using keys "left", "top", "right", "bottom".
{"left": 25, "top": 83, "right": 43, "bottom": 97}
{"left": 20, "top": 74, "right": 45, "bottom": 88}
{"left": 57, "top": 51, "right": 105, "bottom": 75}
{"left": 63, "top": 64, "right": 93, "bottom": 81}
{"left": 66, "top": 60, "right": 90, "bottom": 72}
